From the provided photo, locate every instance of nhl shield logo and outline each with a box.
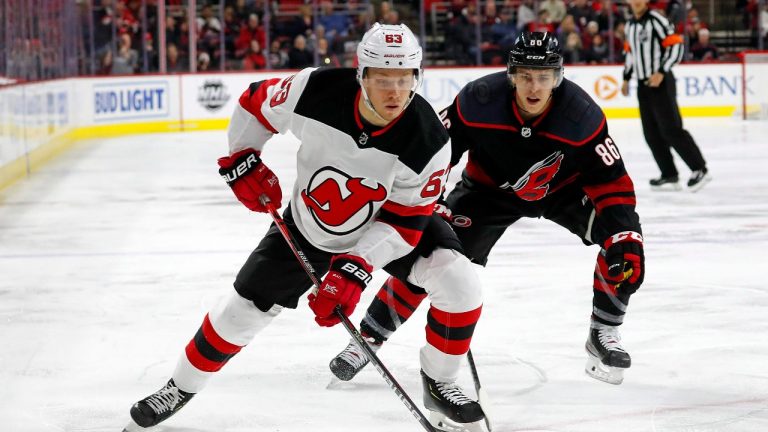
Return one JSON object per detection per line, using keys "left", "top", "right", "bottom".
{"left": 521, "top": 127, "right": 532, "bottom": 138}
{"left": 358, "top": 132, "right": 369, "bottom": 146}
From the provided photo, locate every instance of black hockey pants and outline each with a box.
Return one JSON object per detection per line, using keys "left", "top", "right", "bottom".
{"left": 637, "top": 72, "right": 706, "bottom": 178}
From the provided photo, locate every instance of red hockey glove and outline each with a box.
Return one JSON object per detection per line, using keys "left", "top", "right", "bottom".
{"left": 308, "top": 254, "right": 373, "bottom": 327}
{"left": 218, "top": 149, "right": 281, "bottom": 213}
{"left": 434, "top": 198, "right": 453, "bottom": 222}
{"left": 601, "top": 231, "right": 644, "bottom": 294}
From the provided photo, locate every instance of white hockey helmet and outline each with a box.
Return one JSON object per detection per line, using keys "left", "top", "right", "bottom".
{"left": 356, "top": 23, "right": 423, "bottom": 121}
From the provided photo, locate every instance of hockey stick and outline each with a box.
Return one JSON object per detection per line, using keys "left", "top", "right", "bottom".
{"left": 260, "top": 197, "right": 437, "bottom": 432}
{"left": 467, "top": 350, "right": 493, "bottom": 431}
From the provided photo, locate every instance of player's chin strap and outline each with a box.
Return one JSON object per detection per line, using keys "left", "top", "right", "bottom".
{"left": 258, "top": 195, "right": 439, "bottom": 432}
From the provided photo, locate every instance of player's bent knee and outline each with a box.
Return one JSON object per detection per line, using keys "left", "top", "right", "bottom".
{"left": 208, "top": 290, "right": 283, "bottom": 346}
{"left": 408, "top": 248, "right": 482, "bottom": 312}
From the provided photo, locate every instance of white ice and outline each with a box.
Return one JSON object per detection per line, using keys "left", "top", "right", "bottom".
{"left": 1, "top": 118, "right": 767, "bottom": 432}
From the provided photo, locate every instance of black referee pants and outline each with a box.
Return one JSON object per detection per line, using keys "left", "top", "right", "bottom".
{"left": 637, "top": 72, "right": 706, "bottom": 178}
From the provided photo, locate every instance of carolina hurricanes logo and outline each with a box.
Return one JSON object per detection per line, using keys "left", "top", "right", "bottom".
{"left": 511, "top": 151, "right": 564, "bottom": 201}
{"left": 301, "top": 167, "right": 387, "bottom": 235}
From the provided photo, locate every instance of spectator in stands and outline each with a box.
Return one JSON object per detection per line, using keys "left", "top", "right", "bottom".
{"left": 582, "top": 20, "right": 600, "bottom": 51}
{"left": 93, "top": 0, "right": 116, "bottom": 54}
{"left": 97, "top": 48, "right": 113, "bottom": 75}
{"left": 585, "top": 33, "right": 610, "bottom": 63}
{"left": 223, "top": 6, "right": 242, "bottom": 63}
{"left": 446, "top": 1, "right": 480, "bottom": 64}
{"left": 268, "top": 39, "right": 289, "bottom": 69}
{"left": 112, "top": 32, "right": 138, "bottom": 74}
{"left": 762, "top": 3, "right": 768, "bottom": 43}
{"left": 197, "top": 4, "right": 222, "bottom": 68}
{"left": 568, "top": 0, "right": 595, "bottom": 29}
{"left": 317, "top": 37, "right": 341, "bottom": 67}
{"left": 232, "top": 0, "right": 249, "bottom": 24}
{"left": 557, "top": 14, "right": 580, "bottom": 47}
{"left": 383, "top": 9, "right": 400, "bottom": 26}
{"left": 541, "top": 0, "right": 568, "bottom": 24}
{"left": 612, "top": 22, "right": 627, "bottom": 62}
{"left": 489, "top": 8, "right": 518, "bottom": 53}
{"left": 166, "top": 42, "right": 186, "bottom": 73}
{"left": 319, "top": 0, "right": 352, "bottom": 46}
{"left": 595, "top": 0, "right": 624, "bottom": 33}
{"left": 562, "top": 31, "right": 584, "bottom": 63}
{"left": 235, "top": 13, "right": 266, "bottom": 59}
{"left": 527, "top": 9, "right": 557, "bottom": 33}
{"left": 378, "top": 1, "right": 392, "bottom": 22}
{"left": 665, "top": 0, "right": 685, "bottom": 30}
{"left": 165, "top": 15, "right": 182, "bottom": 50}
{"left": 482, "top": 0, "right": 498, "bottom": 26}
{"left": 690, "top": 28, "right": 719, "bottom": 60}
{"left": 284, "top": 4, "right": 314, "bottom": 40}
{"left": 242, "top": 39, "right": 267, "bottom": 70}
{"left": 288, "top": 34, "right": 313, "bottom": 69}
{"left": 685, "top": 9, "right": 704, "bottom": 46}
{"left": 197, "top": 52, "right": 211, "bottom": 71}
{"left": 115, "top": 0, "right": 139, "bottom": 37}
{"left": 517, "top": 0, "right": 537, "bottom": 31}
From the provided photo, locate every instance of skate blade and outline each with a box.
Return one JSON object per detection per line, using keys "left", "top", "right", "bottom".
{"left": 651, "top": 183, "right": 682, "bottom": 192}
{"left": 122, "top": 419, "right": 146, "bottom": 432}
{"left": 585, "top": 352, "right": 625, "bottom": 385}
{"left": 688, "top": 175, "right": 711, "bottom": 193}
{"left": 429, "top": 411, "right": 489, "bottom": 432}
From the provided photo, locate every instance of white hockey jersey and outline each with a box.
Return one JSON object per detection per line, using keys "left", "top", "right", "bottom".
{"left": 227, "top": 67, "right": 451, "bottom": 270}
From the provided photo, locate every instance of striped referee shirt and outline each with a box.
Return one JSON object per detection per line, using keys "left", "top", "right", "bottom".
{"left": 623, "top": 9, "right": 684, "bottom": 81}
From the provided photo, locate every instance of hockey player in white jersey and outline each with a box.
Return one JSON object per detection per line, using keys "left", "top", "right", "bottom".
{"left": 125, "top": 23, "right": 487, "bottom": 432}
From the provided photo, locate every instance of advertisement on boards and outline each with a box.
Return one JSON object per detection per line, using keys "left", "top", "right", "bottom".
{"left": 93, "top": 80, "right": 170, "bottom": 122}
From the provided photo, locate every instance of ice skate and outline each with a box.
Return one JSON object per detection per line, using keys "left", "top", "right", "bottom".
{"left": 421, "top": 370, "right": 487, "bottom": 432}
{"left": 329, "top": 336, "right": 382, "bottom": 382}
{"left": 126, "top": 379, "right": 195, "bottom": 429}
{"left": 585, "top": 322, "right": 631, "bottom": 385}
{"left": 687, "top": 168, "right": 711, "bottom": 192}
{"left": 649, "top": 175, "right": 681, "bottom": 191}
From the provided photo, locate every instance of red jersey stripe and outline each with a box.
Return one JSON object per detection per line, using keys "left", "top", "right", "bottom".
{"left": 376, "top": 289, "right": 416, "bottom": 318}
{"left": 428, "top": 305, "right": 482, "bottom": 328}
{"left": 381, "top": 200, "right": 435, "bottom": 217}
{"left": 202, "top": 314, "right": 242, "bottom": 355}
{"left": 377, "top": 219, "right": 423, "bottom": 246}
{"left": 185, "top": 341, "right": 225, "bottom": 372}
{"left": 386, "top": 277, "right": 427, "bottom": 308}
{"left": 583, "top": 175, "right": 635, "bottom": 199}
{"left": 425, "top": 326, "right": 472, "bottom": 355}
{"left": 239, "top": 78, "right": 280, "bottom": 134}
{"left": 595, "top": 196, "right": 637, "bottom": 212}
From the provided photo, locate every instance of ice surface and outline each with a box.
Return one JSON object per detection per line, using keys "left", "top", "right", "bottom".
{"left": 1, "top": 118, "right": 766, "bottom": 432}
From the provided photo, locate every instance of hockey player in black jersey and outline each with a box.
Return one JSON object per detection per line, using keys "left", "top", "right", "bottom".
{"left": 330, "top": 31, "right": 645, "bottom": 387}
{"left": 125, "top": 24, "right": 487, "bottom": 432}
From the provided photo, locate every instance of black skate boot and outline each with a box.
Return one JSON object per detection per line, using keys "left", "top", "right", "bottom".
{"left": 129, "top": 379, "right": 195, "bottom": 428}
{"left": 421, "top": 370, "right": 486, "bottom": 432}
{"left": 329, "top": 336, "right": 382, "bottom": 381}
{"left": 687, "top": 168, "right": 711, "bottom": 192}
{"left": 585, "top": 322, "right": 631, "bottom": 385}
{"left": 649, "top": 175, "right": 681, "bottom": 191}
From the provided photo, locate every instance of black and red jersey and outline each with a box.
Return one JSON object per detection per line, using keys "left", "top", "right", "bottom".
{"left": 443, "top": 71, "right": 641, "bottom": 237}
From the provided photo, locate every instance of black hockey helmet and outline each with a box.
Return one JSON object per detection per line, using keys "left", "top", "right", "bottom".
{"left": 508, "top": 31, "right": 564, "bottom": 86}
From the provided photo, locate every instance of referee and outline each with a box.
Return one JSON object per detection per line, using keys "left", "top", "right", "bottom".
{"left": 622, "top": 0, "right": 710, "bottom": 191}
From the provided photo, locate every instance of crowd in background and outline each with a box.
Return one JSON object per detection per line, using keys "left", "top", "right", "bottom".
{"left": 70, "top": 0, "right": 768, "bottom": 75}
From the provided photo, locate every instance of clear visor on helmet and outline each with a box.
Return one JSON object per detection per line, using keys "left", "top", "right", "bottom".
{"left": 362, "top": 70, "right": 419, "bottom": 92}
{"left": 509, "top": 67, "right": 561, "bottom": 90}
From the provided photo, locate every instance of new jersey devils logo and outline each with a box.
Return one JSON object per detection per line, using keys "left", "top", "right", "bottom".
{"left": 301, "top": 167, "right": 387, "bottom": 235}
{"left": 511, "top": 151, "right": 564, "bottom": 201}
